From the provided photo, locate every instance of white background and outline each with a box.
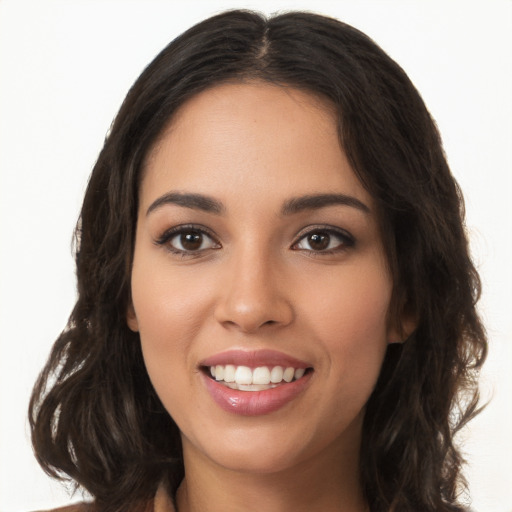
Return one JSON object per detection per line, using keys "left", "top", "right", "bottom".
{"left": 0, "top": 1, "right": 511, "bottom": 511}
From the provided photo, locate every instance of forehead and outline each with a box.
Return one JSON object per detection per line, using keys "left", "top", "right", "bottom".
{"left": 140, "top": 81, "right": 371, "bottom": 210}
{"left": 169, "top": 80, "right": 336, "bottom": 132}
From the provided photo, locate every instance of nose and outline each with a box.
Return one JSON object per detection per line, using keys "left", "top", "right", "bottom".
{"left": 214, "top": 247, "right": 294, "bottom": 333}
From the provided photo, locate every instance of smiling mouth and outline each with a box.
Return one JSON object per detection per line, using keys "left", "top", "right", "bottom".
{"left": 203, "top": 364, "right": 313, "bottom": 391}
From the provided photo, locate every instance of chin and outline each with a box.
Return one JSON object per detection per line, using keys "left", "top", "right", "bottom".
{"left": 206, "top": 439, "right": 310, "bottom": 475}
{"left": 182, "top": 411, "right": 361, "bottom": 476}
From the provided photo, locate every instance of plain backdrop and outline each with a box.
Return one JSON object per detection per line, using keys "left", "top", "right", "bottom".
{"left": 0, "top": 1, "right": 511, "bottom": 511}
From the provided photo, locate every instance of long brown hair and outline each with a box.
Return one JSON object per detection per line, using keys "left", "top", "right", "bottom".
{"left": 29, "top": 10, "right": 487, "bottom": 512}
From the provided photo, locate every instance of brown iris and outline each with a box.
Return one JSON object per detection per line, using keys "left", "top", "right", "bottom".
{"left": 307, "top": 233, "right": 330, "bottom": 250}
{"left": 180, "top": 232, "right": 203, "bottom": 251}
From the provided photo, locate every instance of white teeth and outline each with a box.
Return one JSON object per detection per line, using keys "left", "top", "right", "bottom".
{"left": 234, "top": 366, "right": 253, "bottom": 385}
{"left": 208, "top": 364, "right": 308, "bottom": 388}
{"left": 252, "top": 366, "right": 271, "bottom": 385}
{"left": 215, "top": 365, "right": 224, "bottom": 381}
{"left": 270, "top": 366, "right": 284, "bottom": 383}
{"left": 294, "top": 368, "right": 305, "bottom": 379}
{"left": 283, "top": 367, "right": 295, "bottom": 383}
{"left": 223, "top": 364, "right": 236, "bottom": 383}
{"left": 225, "top": 383, "right": 278, "bottom": 391}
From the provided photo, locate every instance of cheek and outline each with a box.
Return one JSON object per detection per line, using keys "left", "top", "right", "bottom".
{"left": 305, "top": 260, "right": 391, "bottom": 340}
{"left": 131, "top": 256, "right": 213, "bottom": 342}
{"left": 131, "top": 274, "right": 208, "bottom": 427}
{"left": 129, "top": 252, "right": 216, "bottom": 399}
{"left": 302, "top": 261, "right": 392, "bottom": 390}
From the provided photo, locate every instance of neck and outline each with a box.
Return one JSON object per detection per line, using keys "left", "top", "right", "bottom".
{"left": 175, "top": 432, "right": 367, "bottom": 512}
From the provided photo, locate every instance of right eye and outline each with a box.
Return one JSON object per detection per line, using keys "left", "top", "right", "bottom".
{"left": 156, "top": 226, "right": 220, "bottom": 255}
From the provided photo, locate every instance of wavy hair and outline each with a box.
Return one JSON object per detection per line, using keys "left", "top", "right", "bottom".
{"left": 29, "top": 10, "right": 487, "bottom": 512}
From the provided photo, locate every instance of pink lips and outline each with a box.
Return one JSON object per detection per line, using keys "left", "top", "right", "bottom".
{"left": 200, "top": 349, "right": 310, "bottom": 369}
{"left": 200, "top": 350, "right": 313, "bottom": 416}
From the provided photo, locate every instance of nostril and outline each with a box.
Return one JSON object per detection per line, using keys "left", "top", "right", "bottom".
{"left": 214, "top": 284, "right": 294, "bottom": 333}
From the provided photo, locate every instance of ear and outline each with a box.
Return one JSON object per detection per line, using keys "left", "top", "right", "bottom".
{"left": 387, "top": 311, "right": 417, "bottom": 344}
{"left": 126, "top": 302, "right": 140, "bottom": 332}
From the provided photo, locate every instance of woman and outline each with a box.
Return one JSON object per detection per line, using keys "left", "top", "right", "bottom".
{"left": 29, "top": 10, "right": 487, "bottom": 512}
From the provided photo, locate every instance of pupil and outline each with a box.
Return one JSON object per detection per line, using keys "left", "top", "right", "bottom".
{"left": 309, "top": 233, "right": 329, "bottom": 250}
{"left": 181, "top": 232, "right": 202, "bottom": 250}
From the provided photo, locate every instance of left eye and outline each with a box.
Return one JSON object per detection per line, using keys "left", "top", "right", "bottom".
{"left": 293, "top": 229, "right": 354, "bottom": 252}
{"left": 158, "top": 228, "right": 220, "bottom": 253}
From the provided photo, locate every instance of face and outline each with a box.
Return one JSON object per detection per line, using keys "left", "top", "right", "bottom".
{"left": 128, "top": 82, "right": 399, "bottom": 476}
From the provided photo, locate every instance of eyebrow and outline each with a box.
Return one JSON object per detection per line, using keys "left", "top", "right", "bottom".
{"left": 146, "top": 192, "right": 225, "bottom": 216}
{"left": 281, "top": 194, "right": 370, "bottom": 215}
{"left": 146, "top": 191, "right": 370, "bottom": 217}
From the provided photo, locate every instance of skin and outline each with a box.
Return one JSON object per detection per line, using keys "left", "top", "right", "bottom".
{"left": 128, "top": 82, "right": 403, "bottom": 512}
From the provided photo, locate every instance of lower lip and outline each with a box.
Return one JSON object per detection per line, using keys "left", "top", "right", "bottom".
{"left": 202, "top": 371, "right": 312, "bottom": 416}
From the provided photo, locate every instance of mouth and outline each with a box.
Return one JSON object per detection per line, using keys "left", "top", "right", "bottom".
{"left": 199, "top": 350, "right": 314, "bottom": 415}
{"left": 202, "top": 364, "right": 313, "bottom": 391}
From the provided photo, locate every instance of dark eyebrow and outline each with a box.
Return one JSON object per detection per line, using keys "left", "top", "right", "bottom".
{"left": 281, "top": 194, "right": 370, "bottom": 215}
{"left": 146, "top": 192, "right": 224, "bottom": 216}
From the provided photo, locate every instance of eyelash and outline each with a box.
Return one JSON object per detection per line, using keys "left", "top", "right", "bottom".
{"left": 291, "top": 225, "right": 355, "bottom": 255}
{"left": 155, "top": 224, "right": 355, "bottom": 257}
{"left": 155, "top": 224, "right": 220, "bottom": 257}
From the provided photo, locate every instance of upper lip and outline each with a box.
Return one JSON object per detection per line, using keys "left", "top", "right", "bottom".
{"left": 200, "top": 349, "right": 312, "bottom": 369}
